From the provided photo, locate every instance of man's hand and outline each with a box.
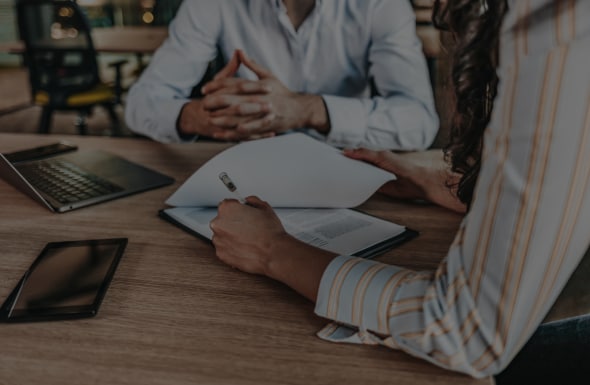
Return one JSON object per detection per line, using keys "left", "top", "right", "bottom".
{"left": 176, "top": 51, "right": 275, "bottom": 140}
{"left": 201, "top": 50, "right": 330, "bottom": 141}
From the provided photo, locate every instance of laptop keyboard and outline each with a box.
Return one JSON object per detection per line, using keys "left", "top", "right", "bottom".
{"left": 18, "top": 159, "right": 124, "bottom": 204}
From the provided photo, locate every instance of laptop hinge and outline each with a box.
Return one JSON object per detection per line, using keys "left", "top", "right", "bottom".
{"left": 0, "top": 153, "right": 56, "bottom": 212}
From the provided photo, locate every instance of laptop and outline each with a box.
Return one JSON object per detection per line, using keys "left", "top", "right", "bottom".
{"left": 0, "top": 142, "right": 175, "bottom": 213}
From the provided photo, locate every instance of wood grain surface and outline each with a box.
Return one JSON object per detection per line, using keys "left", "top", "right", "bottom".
{"left": 0, "top": 133, "right": 491, "bottom": 385}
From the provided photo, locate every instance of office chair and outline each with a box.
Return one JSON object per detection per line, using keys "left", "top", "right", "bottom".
{"left": 16, "top": 0, "right": 127, "bottom": 135}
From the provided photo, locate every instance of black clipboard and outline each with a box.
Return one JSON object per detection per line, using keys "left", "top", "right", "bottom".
{"left": 159, "top": 208, "right": 418, "bottom": 259}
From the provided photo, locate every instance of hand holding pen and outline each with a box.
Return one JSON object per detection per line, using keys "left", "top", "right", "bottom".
{"left": 211, "top": 172, "right": 291, "bottom": 276}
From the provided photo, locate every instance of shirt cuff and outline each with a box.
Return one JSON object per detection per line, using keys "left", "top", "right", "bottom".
{"left": 314, "top": 255, "right": 407, "bottom": 335}
{"left": 321, "top": 95, "right": 367, "bottom": 147}
{"left": 158, "top": 99, "right": 197, "bottom": 143}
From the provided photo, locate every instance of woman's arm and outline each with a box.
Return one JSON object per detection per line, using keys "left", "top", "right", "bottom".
{"left": 210, "top": 197, "right": 338, "bottom": 302}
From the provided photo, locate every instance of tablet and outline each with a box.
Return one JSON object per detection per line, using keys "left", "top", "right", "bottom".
{"left": 0, "top": 238, "right": 127, "bottom": 323}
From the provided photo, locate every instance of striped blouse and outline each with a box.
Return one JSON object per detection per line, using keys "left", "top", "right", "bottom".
{"left": 314, "top": 0, "right": 590, "bottom": 377}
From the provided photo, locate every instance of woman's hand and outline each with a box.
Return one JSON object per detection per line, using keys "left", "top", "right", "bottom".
{"left": 209, "top": 196, "right": 337, "bottom": 301}
{"left": 344, "top": 148, "right": 467, "bottom": 214}
{"left": 209, "top": 196, "right": 289, "bottom": 275}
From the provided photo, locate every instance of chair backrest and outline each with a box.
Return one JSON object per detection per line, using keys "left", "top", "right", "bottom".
{"left": 152, "top": 0, "right": 183, "bottom": 26}
{"left": 16, "top": 0, "right": 100, "bottom": 104}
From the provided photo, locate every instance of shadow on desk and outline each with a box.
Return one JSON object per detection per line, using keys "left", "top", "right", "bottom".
{"left": 544, "top": 246, "right": 590, "bottom": 324}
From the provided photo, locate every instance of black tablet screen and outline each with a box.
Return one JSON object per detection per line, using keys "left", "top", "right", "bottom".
{"left": 1, "top": 238, "right": 127, "bottom": 322}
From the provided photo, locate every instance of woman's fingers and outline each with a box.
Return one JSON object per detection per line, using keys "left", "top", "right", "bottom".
{"left": 343, "top": 148, "right": 403, "bottom": 174}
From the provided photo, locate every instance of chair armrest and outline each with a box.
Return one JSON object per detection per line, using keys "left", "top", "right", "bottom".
{"left": 106, "top": 59, "right": 129, "bottom": 104}
{"left": 107, "top": 59, "right": 129, "bottom": 69}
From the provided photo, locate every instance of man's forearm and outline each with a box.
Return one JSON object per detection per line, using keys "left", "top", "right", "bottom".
{"left": 177, "top": 99, "right": 208, "bottom": 137}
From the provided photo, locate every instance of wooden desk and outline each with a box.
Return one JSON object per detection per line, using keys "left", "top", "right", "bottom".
{"left": 0, "top": 26, "right": 168, "bottom": 55}
{"left": 0, "top": 133, "right": 490, "bottom": 385}
{"left": 91, "top": 26, "right": 168, "bottom": 55}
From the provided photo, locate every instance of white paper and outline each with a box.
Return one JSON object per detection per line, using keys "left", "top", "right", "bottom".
{"left": 165, "top": 133, "right": 395, "bottom": 208}
{"left": 163, "top": 207, "right": 406, "bottom": 256}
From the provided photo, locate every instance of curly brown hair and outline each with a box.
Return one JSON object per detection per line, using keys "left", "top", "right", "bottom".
{"left": 433, "top": 0, "right": 508, "bottom": 207}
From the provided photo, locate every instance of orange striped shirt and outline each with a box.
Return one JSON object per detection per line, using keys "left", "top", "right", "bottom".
{"left": 314, "top": 0, "right": 590, "bottom": 377}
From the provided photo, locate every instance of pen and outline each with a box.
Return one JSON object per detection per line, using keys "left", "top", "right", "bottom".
{"left": 218, "top": 172, "right": 246, "bottom": 204}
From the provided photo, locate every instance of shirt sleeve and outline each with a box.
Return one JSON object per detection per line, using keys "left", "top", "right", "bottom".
{"left": 315, "top": 1, "right": 590, "bottom": 378}
{"left": 323, "top": 0, "right": 438, "bottom": 150}
{"left": 124, "top": 1, "right": 221, "bottom": 143}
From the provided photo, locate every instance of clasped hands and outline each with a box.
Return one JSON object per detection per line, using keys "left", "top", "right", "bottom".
{"left": 178, "top": 49, "right": 326, "bottom": 141}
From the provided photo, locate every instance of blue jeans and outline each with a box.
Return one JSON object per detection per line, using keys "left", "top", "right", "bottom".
{"left": 495, "top": 315, "right": 590, "bottom": 384}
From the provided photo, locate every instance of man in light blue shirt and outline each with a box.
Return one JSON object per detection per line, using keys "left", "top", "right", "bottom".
{"left": 125, "top": 0, "right": 438, "bottom": 150}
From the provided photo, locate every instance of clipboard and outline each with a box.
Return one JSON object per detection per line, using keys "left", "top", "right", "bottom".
{"left": 159, "top": 207, "right": 418, "bottom": 259}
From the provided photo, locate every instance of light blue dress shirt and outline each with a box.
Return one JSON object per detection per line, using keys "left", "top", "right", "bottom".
{"left": 125, "top": 0, "right": 438, "bottom": 150}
